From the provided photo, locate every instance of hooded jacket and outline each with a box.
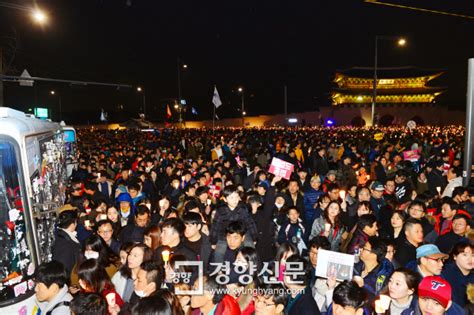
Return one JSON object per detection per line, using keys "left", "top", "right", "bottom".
{"left": 36, "top": 285, "right": 73, "bottom": 315}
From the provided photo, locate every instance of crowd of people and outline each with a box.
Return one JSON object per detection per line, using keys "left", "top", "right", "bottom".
{"left": 33, "top": 125, "right": 474, "bottom": 315}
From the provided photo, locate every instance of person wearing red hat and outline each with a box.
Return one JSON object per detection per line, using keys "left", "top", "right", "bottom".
{"left": 417, "top": 276, "right": 464, "bottom": 315}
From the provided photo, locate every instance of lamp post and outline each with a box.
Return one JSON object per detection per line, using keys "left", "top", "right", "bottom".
{"left": 0, "top": 2, "right": 49, "bottom": 107}
{"left": 174, "top": 102, "right": 182, "bottom": 126}
{"left": 137, "top": 86, "right": 146, "bottom": 118}
{"left": 371, "top": 36, "right": 406, "bottom": 126}
{"left": 238, "top": 87, "right": 245, "bottom": 127}
{"left": 177, "top": 58, "right": 187, "bottom": 126}
{"left": 50, "top": 90, "right": 62, "bottom": 121}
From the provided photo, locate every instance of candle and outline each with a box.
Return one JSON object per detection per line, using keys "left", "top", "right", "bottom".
{"left": 366, "top": 175, "right": 370, "bottom": 180}
{"left": 324, "top": 223, "right": 331, "bottom": 232}
{"left": 207, "top": 199, "right": 212, "bottom": 206}
{"left": 374, "top": 300, "right": 385, "bottom": 313}
{"left": 339, "top": 190, "right": 346, "bottom": 200}
{"left": 100, "top": 214, "right": 107, "bottom": 221}
{"left": 379, "top": 295, "right": 391, "bottom": 309}
{"left": 162, "top": 250, "right": 170, "bottom": 263}
{"left": 84, "top": 220, "right": 91, "bottom": 227}
{"left": 436, "top": 186, "right": 441, "bottom": 194}
{"left": 106, "top": 292, "right": 116, "bottom": 306}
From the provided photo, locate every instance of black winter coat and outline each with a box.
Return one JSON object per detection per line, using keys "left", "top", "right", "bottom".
{"left": 52, "top": 229, "right": 81, "bottom": 277}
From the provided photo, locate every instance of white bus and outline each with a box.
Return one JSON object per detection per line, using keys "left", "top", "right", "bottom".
{"left": 0, "top": 108, "right": 68, "bottom": 314}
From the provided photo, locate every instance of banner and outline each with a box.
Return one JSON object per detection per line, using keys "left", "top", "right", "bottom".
{"left": 268, "top": 157, "right": 294, "bottom": 180}
{"left": 402, "top": 150, "right": 420, "bottom": 162}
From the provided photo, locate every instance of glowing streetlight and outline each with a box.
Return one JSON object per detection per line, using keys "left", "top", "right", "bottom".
{"left": 174, "top": 104, "right": 179, "bottom": 109}
{"left": 32, "top": 9, "right": 47, "bottom": 24}
{"left": 242, "top": 111, "right": 246, "bottom": 116}
{"left": 237, "top": 87, "right": 243, "bottom": 93}
{"left": 182, "top": 64, "right": 188, "bottom": 69}
{"left": 50, "top": 90, "right": 55, "bottom": 95}
{"left": 136, "top": 86, "right": 142, "bottom": 92}
{"left": 372, "top": 35, "right": 407, "bottom": 126}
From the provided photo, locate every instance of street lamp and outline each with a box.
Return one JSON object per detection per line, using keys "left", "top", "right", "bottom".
{"left": 371, "top": 36, "right": 406, "bottom": 126}
{"left": 49, "top": 90, "right": 62, "bottom": 121}
{"left": 136, "top": 86, "right": 146, "bottom": 118}
{"left": 177, "top": 58, "right": 188, "bottom": 126}
{"left": 0, "top": 3, "right": 49, "bottom": 107}
{"left": 237, "top": 87, "right": 245, "bottom": 127}
{"left": 32, "top": 9, "right": 47, "bottom": 24}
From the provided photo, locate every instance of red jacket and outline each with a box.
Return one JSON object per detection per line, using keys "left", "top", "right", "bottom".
{"left": 433, "top": 209, "right": 471, "bottom": 235}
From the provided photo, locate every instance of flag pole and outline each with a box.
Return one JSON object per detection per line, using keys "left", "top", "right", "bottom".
{"left": 212, "top": 85, "right": 216, "bottom": 131}
{"left": 213, "top": 105, "right": 215, "bottom": 130}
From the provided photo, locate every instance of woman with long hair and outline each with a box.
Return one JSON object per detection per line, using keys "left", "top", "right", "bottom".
{"left": 144, "top": 225, "right": 162, "bottom": 251}
{"left": 111, "top": 243, "right": 153, "bottom": 303}
{"left": 70, "top": 234, "right": 120, "bottom": 287}
{"left": 309, "top": 201, "right": 345, "bottom": 251}
{"left": 106, "top": 206, "right": 122, "bottom": 238}
{"left": 226, "top": 247, "right": 261, "bottom": 315}
{"left": 274, "top": 243, "right": 297, "bottom": 282}
{"left": 77, "top": 259, "right": 124, "bottom": 313}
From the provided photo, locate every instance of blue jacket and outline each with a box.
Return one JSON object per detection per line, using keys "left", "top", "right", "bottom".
{"left": 354, "top": 258, "right": 394, "bottom": 302}
{"left": 396, "top": 295, "right": 465, "bottom": 315}
{"left": 303, "top": 187, "right": 324, "bottom": 226}
{"left": 441, "top": 262, "right": 474, "bottom": 308}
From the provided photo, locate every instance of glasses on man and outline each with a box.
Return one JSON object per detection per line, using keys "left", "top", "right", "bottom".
{"left": 424, "top": 257, "right": 445, "bottom": 263}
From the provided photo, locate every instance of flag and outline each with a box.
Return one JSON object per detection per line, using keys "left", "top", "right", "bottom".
{"left": 191, "top": 107, "right": 198, "bottom": 115}
{"left": 166, "top": 104, "right": 172, "bottom": 119}
{"left": 212, "top": 86, "right": 222, "bottom": 108}
{"left": 100, "top": 109, "right": 107, "bottom": 122}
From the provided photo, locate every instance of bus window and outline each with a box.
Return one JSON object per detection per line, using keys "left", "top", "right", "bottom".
{"left": 0, "top": 139, "right": 35, "bottom": 305}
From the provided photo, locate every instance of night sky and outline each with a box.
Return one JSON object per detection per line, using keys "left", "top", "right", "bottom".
{"left": 1, "top": 0, "right": 473, "bottom": 123}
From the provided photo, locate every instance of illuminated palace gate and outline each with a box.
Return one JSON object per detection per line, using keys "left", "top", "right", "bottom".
{"left": 331, "top": 67, "right": 445, "bottom": 106}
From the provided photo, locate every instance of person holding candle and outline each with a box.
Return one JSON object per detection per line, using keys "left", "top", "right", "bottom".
{"left": 309, "top": 201, "right": 345, "bottom": 251}
{"left": 76, "top": 259, "right": 123, "bottom": 314}
{"left": 381, "top": 268, "right": 421, "bottom": 315}
{"left": 155, "top": 218, "right": 197, "bottom": 264}
{"left": 326, "top": 280, "right": 368, "bottom": 315}
{"left": 353, "top": 237, "right": 394, "bottom": 303}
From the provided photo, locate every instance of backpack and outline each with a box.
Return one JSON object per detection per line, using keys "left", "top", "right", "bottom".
{"left": 46, "top": 301, "right": 70, "bottom": 315}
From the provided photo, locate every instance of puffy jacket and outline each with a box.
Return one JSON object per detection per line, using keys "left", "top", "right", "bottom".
{"left": 303, "top": 187, "right": 324, "bottom": 224}
{"left": 354, "top": 258, "right": 394, "bottom": 302}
